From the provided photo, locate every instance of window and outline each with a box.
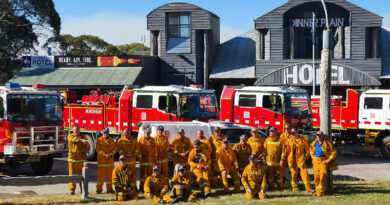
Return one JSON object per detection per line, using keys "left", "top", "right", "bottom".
{"left": 136, "top": 95, "right": 153, "bottom": 109}
{"left": 366, "top": 27, "right": 380, "bottom": 58}
{"left": 166, "top": 13, "right": 191, "bottom": 54}
{"left": 263, "top": 95, "right": 282, "bottom": 112}
{"left": 0, "top": 98, "right": 3, "bottom": 118}
{"left": 364, "top": 97, "right": 382, "bottom": 109}
{"left": 262, "top": 95, "right": 273, "bottom": 109}
{"left": 238, "top": 95, "right": 256, "bottom": 108}
{"left": 158, "top": 96, "right": 167, "bottom": 110}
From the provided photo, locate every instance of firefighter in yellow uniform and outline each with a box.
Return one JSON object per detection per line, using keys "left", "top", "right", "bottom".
{"left": 279, "top": 123, "right": 293, "bottom": 176}
{"left": 96, "top": 128, "right": 116, "bottom": 193}
{"left": 209, "top": 127, "right": 226, "bottom": 186}
{"left": 170, "top": 166, "right": 196, "bottom": 203}
{"left": 242, "top": 155, "right": 267, "bottom": 200}
{"left": 196, "top": 130, "right": 212, "bottom": 158}
{"left": 138, "top": 128, "right": 156, "bottom": 192}
{"left": 172, "top": 129, "right": 193, "bottom": 171}
{"left": 116, "top": 128, "right": 139, "bottom": 189}
{"left": 247, "top": 128, "right": 266, "bottom": 161}
{"left": 217, "top": 138, "right": 241, "bottom": 193}
{"left": 264, "top": 127, "right": 286, "bottom": 190}
{"left": 310, "top": 131, "right": 338, "bottom": 197}
{"left": 112, "top": 155, "right": 138, "bottom": 201}
{"left": 154, "top": 126, "right": 170, "bottom": 178}
{"left": 68, "top": 125, "right": 89, "bottom": 195}
{"left": 233, "top": 135, "right": 252, "bottom": 174}
{"left": 188, "top": 140, "right": 212, "bottom": 198}
{"left": 286, "top": 128, "right": 312, "bottom": 192}
{"left": 144, "top": 166, "right": 172, "bottom": 203}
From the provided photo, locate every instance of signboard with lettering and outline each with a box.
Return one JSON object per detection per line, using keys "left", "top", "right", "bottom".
{"left": 55, "top": 56, "right": 96, "bottom": 67}
{"left": 22, "top": 56, "right": 54, "bottom": 68}
{"left": 53, "top": 56, "right": 143, "bottom": 67}
{"left": 290, "top": 18, "right": 345, "bottom": 28}
{"left": 255, "top": 63, "right": 381, "bottom": 86}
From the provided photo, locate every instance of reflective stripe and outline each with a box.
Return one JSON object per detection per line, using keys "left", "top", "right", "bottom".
{"left": 329, "top": 167, "right": 338, "bottom": 171}
{"left": 98, "top": 150, "right": 104, "bottom": 155}
{"left": 144, "top": 188, "right": 150, "bottom": 192}
{"left": 68, "top": 159, "right": 86, "bottom": 163}
{"left": 96, "top": 182, "right": 103, "bottom": 185}
{"left": 233, "top": 181, "right": 240, "bottom": 184}
{"left": 156, "top": 159, "right": 168, "bottom": 163}
{"left": 106, "top": 182, "right": 112, "bottom": 185}
{"left": 317, "top": 185, "right": 325, "bottom": 189}
{"left": 118, "top": 150, "right": 124, "bottom": 154}
{"left": 303, "top": 181, "right": 310, "bottom": 184}
{"left": 97, "top": 164, "right": 114, "bottom": 168}
{"left": 126, "top": 162, "right": 135, "bottom": 165}
{"left": 291, "top": 182, "right": 297, "bottom": 185}
{"left": 267, "top": 162, "right": 280, "bottom": 166}
{"left": 140, "top": 163, "right": 153, "bottom": 166}
{"left": 174, "top": 150, "right": 178, "bottom": 154}
{"left": 243, "top": 182, "right": 248, "bottom": 187}
{"left": 329, "top": 156, "right": 334, "bottom": 160}
{"left": 267, "top": 141, "right": 280, "bottom": 145}
{"left": 114, "top": 182, "right": 121, "bottom": 186}
{"left": 71, "top": 137, "right": 78, "bottom": 142}
{"left": 299, "top": 162, "right": 305, "bottom": 167}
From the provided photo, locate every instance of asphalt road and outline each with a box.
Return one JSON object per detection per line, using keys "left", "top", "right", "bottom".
{"left": 0, "top": 145, "right": 389, "bottom": 198}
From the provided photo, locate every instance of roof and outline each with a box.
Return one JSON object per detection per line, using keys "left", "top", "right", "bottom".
{"left": 210, "top": 30, "right": 256, "bottom": 79}
{"left": 381, "top": 27, "right": 390, "bottom": 78}
{"left": 134, "top": 85, "right": 214, "bottom": 93}
{"left": 363, "top": 89, "right": 390, "bottom": 95}
{"left": 237, "top": 86, "right": 308, "bottom": 94}
{"left": 147, "top": 2, "right": 219, "bottom": 19}
{"left": 8, "top": 67, "right": 142, "bottom": 88}
{"left": 0, "top": 86, "right": 58, "bottom": 95}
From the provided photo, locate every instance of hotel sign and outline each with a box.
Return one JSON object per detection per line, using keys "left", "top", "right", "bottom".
{"left": 290, "top": 18, "right": 345, "bottom": 28}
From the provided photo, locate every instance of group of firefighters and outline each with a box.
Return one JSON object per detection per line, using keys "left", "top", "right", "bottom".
{"left": 67, "top": 123, "right": 338, "bottom": 203}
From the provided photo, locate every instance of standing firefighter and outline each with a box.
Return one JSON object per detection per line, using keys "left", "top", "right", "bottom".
{"left": 112, "top": 155, "right": 138, "bottom": 201}
{"left": 310, "top": 131, "right": 338, "bottom": 197}
{"left": 233, "top": 135, "right": 252, "bottom": 174}
{"left": 217, "top": 138, "right": 241, "bottom": 193}
{"left": 247, "top": 128, "right": 266, "bottom": 161}
{"left": 286, "top": 128, "right": 312, "bottom": 192}
{"left": 196, "top": 130, "right": 212, "bottom": 158}
{"left": 117, "top": 128, "right": 139, "bottom": 189}
{"left": 172, "top": 129, "right": 193, "bottom": 172}
{"left": 264, "top": 127, "right": 286, "bottom": 190}
{"left": 96, "top": 128, "right": 117, "bottom": 194}
{"left": 170, "top": 166, "right": 196, "bottom": 203}
{"left": 279, "top": 123, "right": 292, "bottom": 176}
{"left": 68, "top": 125, "right": 89, "bottom": 195}
{"left": 188, "top": 140, "right": 211, "bottom": 198}
{"left": 138, "top": 128, "right": 156, "bottom": 192}
{"left": 209, "top": 127, "right": 226, "bottom": 187}
{"left": 242, "top": 155, "right": 267, "bottom": 200}
{"left": 154, "top": 126, "right": 170, "bottom": 178}
{"left": 144, "top": 166, "right": 172, "bottom": 203}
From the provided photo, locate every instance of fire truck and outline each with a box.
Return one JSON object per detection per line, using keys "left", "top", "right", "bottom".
{"left": 63, "top": 85, "right": 218, "bottom": 160}
{"left": 219, "top": 86, "right": 311, "bottom": 133}
{"left": 311, "top": 89, "right": 390, "bottom": 159}
{"left": 0, "top": 83, "right": 66, "bottom": 175}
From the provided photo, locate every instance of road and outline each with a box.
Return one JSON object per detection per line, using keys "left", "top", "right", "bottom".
{"left": 0, "top": 146, "right": 389, "bottom": 198}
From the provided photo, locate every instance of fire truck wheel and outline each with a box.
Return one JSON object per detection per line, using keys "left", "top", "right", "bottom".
{"left": 86, "top": 134, "right": 97, "bottom": 161}
{"left": 31, "top": 157, "right": 54, "bottom": 175}
{"left": 380, "top": 136, "right": 390, "bottom": 159}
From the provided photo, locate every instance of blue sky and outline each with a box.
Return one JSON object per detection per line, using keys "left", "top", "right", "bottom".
{"left": 52, "top": 0, "right": 390, "bottom": 46}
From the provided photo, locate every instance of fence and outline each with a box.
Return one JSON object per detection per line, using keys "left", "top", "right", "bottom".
{"left": 0, "top": 163, "right": 89, "bottom": 199}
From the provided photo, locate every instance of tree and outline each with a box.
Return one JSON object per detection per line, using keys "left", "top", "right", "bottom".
{"left": 0, "top": 0, "right": 61, "bottom": 82}
{"left": 116, "top": 43, "right": 150, "bottom": 55}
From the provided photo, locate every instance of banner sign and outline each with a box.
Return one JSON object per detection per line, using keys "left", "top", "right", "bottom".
{"left": 22, "top": 56, "right": 54, "bottom": 68}
{"left": 55, "top": 56, "right": 96, "bottom": 67}
{"left": 53, "top": 56, "right": 143, "bottom": 67}
{"left": 290, "top": 18, "right": 345, "bottom": 28}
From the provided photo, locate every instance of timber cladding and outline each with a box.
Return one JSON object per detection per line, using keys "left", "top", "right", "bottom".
{"left": 147, "top": 3, "right": 220, "bottom": 85}
{"left": 254, "top": 0, "right": 383, "bottom": 86}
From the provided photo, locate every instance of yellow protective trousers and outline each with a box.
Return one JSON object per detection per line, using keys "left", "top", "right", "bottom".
{"left": 117, "top": 190, "right": 138, "bottom": 201}
{"left": 313, "top": 156, "right": 328, "bottom": 196}
{"left": 221, "top": 170, "right": 241, "bottom": 193}
{"left": 145, "top": 193, "right": 172, "bottom": 203}
{"left": 140, "top": 164, "right": 153, "bottom": 191}
{"left": 193, "top": 169, "right": 211, "bottom": 193}
{"left": 267, "top": 165, "right": 284, "bottom": 190}
{"left": 289, "top": 163, "right": 311, "bottom": 191}
{"left": 68, "top": 162, "right": 83, "bottom": 193}
{"left": 97, "top": 166, "right": 114, "bottom": 192}
{"left": 245, "top": 191, "right": 266, "bottom": 200}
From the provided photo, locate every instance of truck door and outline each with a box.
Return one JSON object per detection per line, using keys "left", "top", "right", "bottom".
{"left": 259, "top": 94, "right": 283, "bottom": 131}
{"left": 233, "top": 93, "right": 259, "bottom": 128}
{"left": 359, "top": 95, "right": 384, "bottom": 129}
{"left": 132, "top": 94, "right": 154, "bottom": 127}
{"left": 157, "top": 94, "right": 178, "bottom": 121}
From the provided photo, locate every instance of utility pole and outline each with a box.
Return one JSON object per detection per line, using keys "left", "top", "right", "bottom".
{"left": 320, "top": 0, "right": 333, "bottom": 192}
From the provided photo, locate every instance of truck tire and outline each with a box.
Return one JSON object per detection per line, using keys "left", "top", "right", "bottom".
{"left": 86, "top": 134, "right": 97, "bottom": 161}
{"left": 380, "top": 136, "right": 390, "bottom": 159}
{"left": 31, "top": 157, "right": 54, "bottom": 175}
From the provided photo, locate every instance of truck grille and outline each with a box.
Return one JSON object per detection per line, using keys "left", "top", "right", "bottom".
{"left": 37, "top": 146, "right": 50, "bottom": 152}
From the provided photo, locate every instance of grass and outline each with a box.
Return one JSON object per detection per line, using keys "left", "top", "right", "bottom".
{"left": 1, "top": 181, "right": 390, "bottom": 205}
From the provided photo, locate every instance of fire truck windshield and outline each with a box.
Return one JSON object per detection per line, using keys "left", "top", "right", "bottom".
{"left": 7, "top": 94, "right": 62, "bottom": 122}
{"left": 179, "top": 93, "right": 217, "bottom": 118}
{"left": 284, "top": 93, "right": 310, "bottom": 116}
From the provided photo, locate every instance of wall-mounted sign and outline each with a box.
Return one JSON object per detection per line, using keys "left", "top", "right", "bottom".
{"left": 55, "top": 56, "right": 97, "bottom": 67}
{"left": 97, "top": 56, "right": 142, "bottom": 67}
{"left": 290, "top": 18, "right": 345, "bottom": 28}
{"left": 22, "top": 56, "right": 54, "bottom": 68}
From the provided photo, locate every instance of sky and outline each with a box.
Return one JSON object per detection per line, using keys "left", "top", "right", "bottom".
{"left": 51, "top": 0, "right": 390, "bottom": 47}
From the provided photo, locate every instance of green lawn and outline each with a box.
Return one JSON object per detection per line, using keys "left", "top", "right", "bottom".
{"left": 1, "top": 181, "right": 390, "bottom": 205}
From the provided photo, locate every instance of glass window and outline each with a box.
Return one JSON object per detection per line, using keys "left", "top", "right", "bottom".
{"left": 136, "top": 95, "right": 153, "bottom": 109}
{"left": 158, "top": 96, "right": 167, "bottom": 110}
{"left": 0, "top": 98, "right": 4, "bottom": 118}
{"left": 167, "top": 13, "right": 190, "bottom": 38}
{"left": 238, "top": 95, "right": 256, "bottom": 107}
{"left": 364, "top": 97, "right": 382, "bottom": 109}
{"left": 262, "top": 95, "right": 273, "bottom": 109}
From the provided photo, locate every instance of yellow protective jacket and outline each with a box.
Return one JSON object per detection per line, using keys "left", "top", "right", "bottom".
{"left": 232, "top": 143, "right": 252, "bottom": 170}
{"left": 154, "top": 134, "right": 170, "bottom": 164}
{"left": 209, "top": 134, "right": 226, "bottom": 162}
{"left": 264, "top": 136, "right": 286, "bottom": 166}
{"left": 172, "top": 136, "right": 194, "bottom": 164}
{"left": 171, "top": 172, "right": 192, "bottom": 190}
{"left": 310, "top": 139, "right": 338, "bottom": 171}
{"left": 96, "top": 136, "right": 116, "bottom": 167}
{"left": 117, "top": 136, "right": 140, "bottom": 165}
{"left": 241, "top": 163, "right": 267, "bottom": 191}
{"left": 247, "top": 135, "right": 265, "bottom": 158}
{"left": 138, "top": 136, "right": 156, "bottom": 166}
{"left": 112, "top": 164, "right": 136, "bottom": 191}
{"left": 216, "top": 146, "right": 239, "bottom": 172}
{"left": 286, "top": 136, "right": 310, "bottom": 167}
{"left": 197, "top": 137, "right": 212, "bottom": 158}
{"left": 280, "top": 132, "right": 293, "bottom": 141}
{"left": 144, "top": 175, "right": 169, "bottom": 195}
{"left": 67, "top": 133, "right": 89, "bottom": 163}
{"left": 188, "top": 149, "right": 211, "bottom": 169}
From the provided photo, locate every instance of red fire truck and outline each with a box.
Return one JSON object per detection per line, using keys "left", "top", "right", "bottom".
{"left": 63, "top": 85, "right": 218, "bottom": 160}
{"left": 311, "top": 89, "right": 390, "bottom": 159}
{"left": 219, "top": 86, "right": 311, "bottom": 133}
{"left": 0, "top": 83, "right": 66, "bottom": 175}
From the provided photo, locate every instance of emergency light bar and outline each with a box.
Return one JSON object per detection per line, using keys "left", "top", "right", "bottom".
{"left": 5, "top": 83, "right": 20, "bottom": 89}
{"left": 32, "top": 84, "right": 46, "bottom": 89}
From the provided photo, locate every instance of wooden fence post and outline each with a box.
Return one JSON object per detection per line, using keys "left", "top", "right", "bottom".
{"left": 82, "top": 162, "right": 88, "bottom": 199}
